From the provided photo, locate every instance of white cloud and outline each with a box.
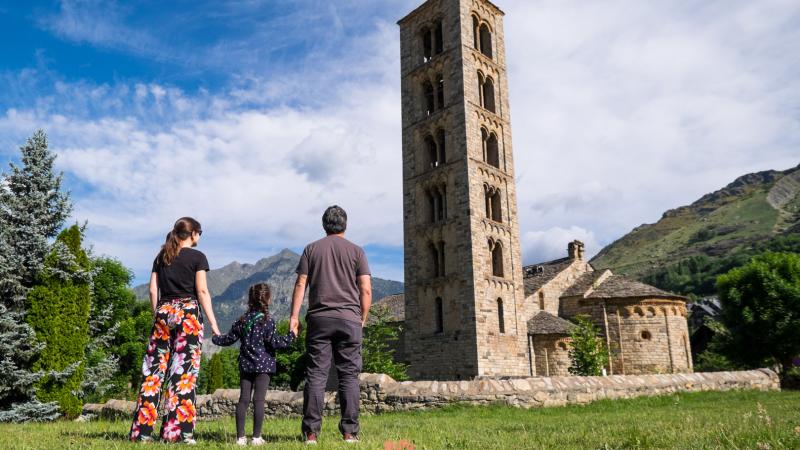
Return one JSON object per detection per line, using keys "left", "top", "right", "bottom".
{"left": 2, "top": 0, "right": 799, "bottom": 284}
{"left": 522, "top": 226, "right": 600, "bottom": 265}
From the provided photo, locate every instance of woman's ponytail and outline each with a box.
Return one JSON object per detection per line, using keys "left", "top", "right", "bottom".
{"left": 158, "top": 217, "right": 202, "bottom": 266}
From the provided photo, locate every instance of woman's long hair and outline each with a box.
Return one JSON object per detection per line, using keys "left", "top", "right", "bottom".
{"left": 158, "top": 217, "right": 202, "bottom": 266}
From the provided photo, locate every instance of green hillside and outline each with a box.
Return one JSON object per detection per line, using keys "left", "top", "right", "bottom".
{"left": 591, "top": 164, "right": 800, "bottom": 296}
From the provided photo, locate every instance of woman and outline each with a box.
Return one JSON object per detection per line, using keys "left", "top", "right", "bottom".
{"left": 130, "top": 217, "right": 221, "bottom": 444}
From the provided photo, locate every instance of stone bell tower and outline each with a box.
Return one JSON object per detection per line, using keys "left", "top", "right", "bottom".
{"left": 399, "top": 0, "right": 528, "bottom": 379}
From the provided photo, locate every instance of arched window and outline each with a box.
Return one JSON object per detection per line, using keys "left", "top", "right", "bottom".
{"left": 436, "top": 74, "right": 445, "bottom": 110}
{"left": 497, "top": 298, "right": 505, "bottom": 334}
{"left": 422, "top": 28, "right": 432, "bottom": 63}
{"left": 477, "top": 72, "right": 485, "bottom": 107}
{"left": 479, "top": 24, "right": 493, "bottom": 58}
{"left": 425, "top": 135, "right": 438, "bottom": 168}
{"left": 490, "top": 240, "right": 504, "bottom": 277}
{"left": 438, "top": 241, "right": 445, "bottom": 276}
{"left": 427, "top": 185, "right": 445, "bottom": 222}
{"left": 484, "top": 186, "right": 501, "bottom": 222}
{"left": 435, "top": 297, "right": 444, "bottom": 333}
{"left": 430, "top": 243, "right": 440, "bottom": 277}
{"left": 434, "top": 20, "right": 444, "bottom": 54}
{"left": 423, "top": 81, "right": 435, "bottom": 116}
{"left": 436, "top": 129, "right": 446, "bottom": 165}
{"left": 472, "top": 16, "right": 480, "bottom": 49}
{"left": 484, "top": 131, "right": 499, "bottom": 167}
{"left": 538, "top": 292, "right": 545, "bottom": 310}
{"left": 482, "top": 76, "right": 496, "bottom": 113}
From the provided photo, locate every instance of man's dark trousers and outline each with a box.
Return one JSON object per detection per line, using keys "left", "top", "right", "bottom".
{"left": 302, "top": 315, "right": 363, "bottom": 436}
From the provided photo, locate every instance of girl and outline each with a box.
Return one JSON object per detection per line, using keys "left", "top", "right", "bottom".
{"left": 213, "top": 283, "right": 297, "bottom": 446}
{"left": 130, "top": 217, "right": 222, "bottom": 444}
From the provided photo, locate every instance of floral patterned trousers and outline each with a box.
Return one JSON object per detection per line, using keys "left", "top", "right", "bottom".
{"left": 130, "top": 298, "right": 204, "bottom": 442}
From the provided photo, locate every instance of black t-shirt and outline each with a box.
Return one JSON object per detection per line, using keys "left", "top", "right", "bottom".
{"left": 152, "top": 248, "right": 210, "bottom": 300}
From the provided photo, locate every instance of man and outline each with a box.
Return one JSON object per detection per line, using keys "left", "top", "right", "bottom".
{"left": 289, "top": 205, "right": 372, "bottom": 444}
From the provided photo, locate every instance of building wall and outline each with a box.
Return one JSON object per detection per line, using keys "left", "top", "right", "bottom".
{"left": 524, "top": 259, "right": 593, "bottom": 319}
{"left": 400, "top": 0, "right": 529, "bottom": 379}
{"left": 559, "top": 297, "right": 693, "bottom": 375}
{"left": 531, "top": 335, "right": 572, "bottom": 377}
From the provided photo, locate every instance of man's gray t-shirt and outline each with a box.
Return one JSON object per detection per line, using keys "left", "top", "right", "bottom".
{"left": 296, "top": 235, "right": 371, "bottom": 324}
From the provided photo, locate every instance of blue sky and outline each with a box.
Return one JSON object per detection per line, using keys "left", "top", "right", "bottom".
{"left": 1, "top": 0, "right": 798, "bottom": 286}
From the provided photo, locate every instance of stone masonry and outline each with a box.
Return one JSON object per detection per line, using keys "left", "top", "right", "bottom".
{"left": 400, "top": 0, "right": 528, "bottom": 380}
{"left": 82, "top": 369, "right": 780, "bottom": 421}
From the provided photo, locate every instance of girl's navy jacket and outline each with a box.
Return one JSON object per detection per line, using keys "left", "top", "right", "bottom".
{"left": 212, "top": 311, "right": 296, "bottom": 374}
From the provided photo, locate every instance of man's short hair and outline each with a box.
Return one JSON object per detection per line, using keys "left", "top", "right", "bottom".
{"left": 322, "top": 205, "right": 347, "bottom": 235}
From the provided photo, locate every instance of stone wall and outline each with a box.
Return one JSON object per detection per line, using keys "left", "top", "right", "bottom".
{"left": 83, "top": 369, "right": 779, "bottom": 421}
{"left": 531, "top": 335, "right": 572, "bottom": 377}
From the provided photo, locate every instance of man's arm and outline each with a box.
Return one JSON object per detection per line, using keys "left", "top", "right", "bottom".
{"left": 289, "top": 274, "right": 307, "bottom": 335}
{"left": 358, "top": 274, "right": 372, "bottom": 327}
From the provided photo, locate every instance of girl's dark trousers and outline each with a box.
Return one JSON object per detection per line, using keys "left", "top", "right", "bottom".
{"left": 237, "top": 372, "right": 271, "bottom": 438}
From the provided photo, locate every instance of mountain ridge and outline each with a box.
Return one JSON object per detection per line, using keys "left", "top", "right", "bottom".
{"left": 134, "top": 248, "right": 404, "bottom": 331}
{"left": 591, "top": 163, "right": 800, "bottom": 290}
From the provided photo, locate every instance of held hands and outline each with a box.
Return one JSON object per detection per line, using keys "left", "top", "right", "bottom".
{"left": 289, "top": 315, "right": 301, "bottom": 335}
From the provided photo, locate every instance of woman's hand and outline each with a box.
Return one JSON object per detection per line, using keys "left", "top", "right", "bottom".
{"left": 212, "top": 323, "right": 221, "bottom": 336}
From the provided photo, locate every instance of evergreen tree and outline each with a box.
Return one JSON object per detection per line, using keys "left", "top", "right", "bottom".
{"left": 0, "top": 130, "right": 71, "bottom": 422}
{"left": 208, "top": 354, "right": 224, "bottom": 394}
{"left": 568, "top": 315, "right": 609, "bottom": 376}
{"left": 26, "top": 225, "right": 92, "bottom": 417}
{"left": 0, "top": 130, "right": 71, "bottom": 306}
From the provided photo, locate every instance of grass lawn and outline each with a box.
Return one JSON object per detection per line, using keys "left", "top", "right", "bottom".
{"left": 1, "top": 390, "right": 799, "bottom": 449}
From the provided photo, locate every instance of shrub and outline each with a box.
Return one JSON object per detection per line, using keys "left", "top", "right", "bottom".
{"left": 568, "top": 315, "right": 609, "bottom": 376}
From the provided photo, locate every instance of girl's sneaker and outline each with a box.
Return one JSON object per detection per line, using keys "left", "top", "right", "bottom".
{"left": 251, "top": 437, "right": 266, "bottom": 446}
{"left": 236, "top": 437, "right": 249, "bottom": 446}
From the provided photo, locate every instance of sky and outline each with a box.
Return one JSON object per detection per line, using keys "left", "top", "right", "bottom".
{"left": 0, "top": 0, "right": 798, "bottom": 286}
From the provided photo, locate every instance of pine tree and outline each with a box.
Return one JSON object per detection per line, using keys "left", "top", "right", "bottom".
{"left": 0, "top": 130, "right": 72, "bottom": 422}
{"left": 0, "top": 130, "right": 71, "bottom": 307}
{"left": 208, "top": 354, "right": 224, "bottom": 394}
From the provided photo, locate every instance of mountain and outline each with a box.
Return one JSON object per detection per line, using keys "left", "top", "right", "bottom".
{"left": 591, "top": 164, "right": 800, "bottom": 295}
{"left": 134, "top": 249, "right": 404, "bottom": 331}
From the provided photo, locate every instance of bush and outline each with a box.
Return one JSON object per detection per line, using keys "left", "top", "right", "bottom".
{"left": 568, "top": 315, "right": 609, "bottom": 376}
{"left": 363, "top": 308, "right": 409, "bottom": 381}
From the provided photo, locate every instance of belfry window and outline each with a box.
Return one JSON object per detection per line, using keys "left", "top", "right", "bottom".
{"left": 430, "top": 241, "right": 446, "bottom": 277}
{"left": 425, "top": 135, "right": 438, "bottom": 168}
{"left": 479, "top": 24, "right": 493, "bottom": 58}
{"left": 497, "top": 298, "right": 505, "bottom": 333}
{"left": 482, "top": 128, "right": 500, "bottom": 168}
{"left": 422, "top": 28, "right": 433, "bottom": 63}
{"left": 426, "top": 185, "right": 446, "bottom": 223}
{"left": 435, "top": 129, "right": 446, "bottom": 165}
{"left": 435, "top": 297, "right": 444, "bottom": 333}
{"left": 482, "top": 76, "right": 496, "bottom": 113}
{"left": 484, "top": 187, "right": 502, "bottom": 222}
{"left": 436, "top": 74, "right": 445, "bottom": 110}
{"left": 423, "top": 81, "right": 435, "bottom": 116}
{"left": 472, "top": 16, "right": 480, "bottom": 49}
{"left": 490, "top": 240, "right": 504, "bottom": 277}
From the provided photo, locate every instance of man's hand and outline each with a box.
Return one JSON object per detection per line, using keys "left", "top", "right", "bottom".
{"left": 289, "top": 315, "right": 300, "bottom": 335}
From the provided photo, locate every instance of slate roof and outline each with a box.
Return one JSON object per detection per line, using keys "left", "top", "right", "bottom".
{"left": 561, "top": 270, "right": 609, "bottom": 297}
{"left": 527, "top": 312, "right": 576, "bottom": 335}
{"left": 369, "top": 294, "right": 405, "bottom": 324}
{"left": 522, "top": 257, "right": 575, "bottom": 296}
{"left": 588, "top": 275, "right": 686, "bottom": 300}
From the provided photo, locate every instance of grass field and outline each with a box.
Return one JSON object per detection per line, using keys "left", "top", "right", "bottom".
{"left": 1, "top": 390, "right": 799, "bottom": 449}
